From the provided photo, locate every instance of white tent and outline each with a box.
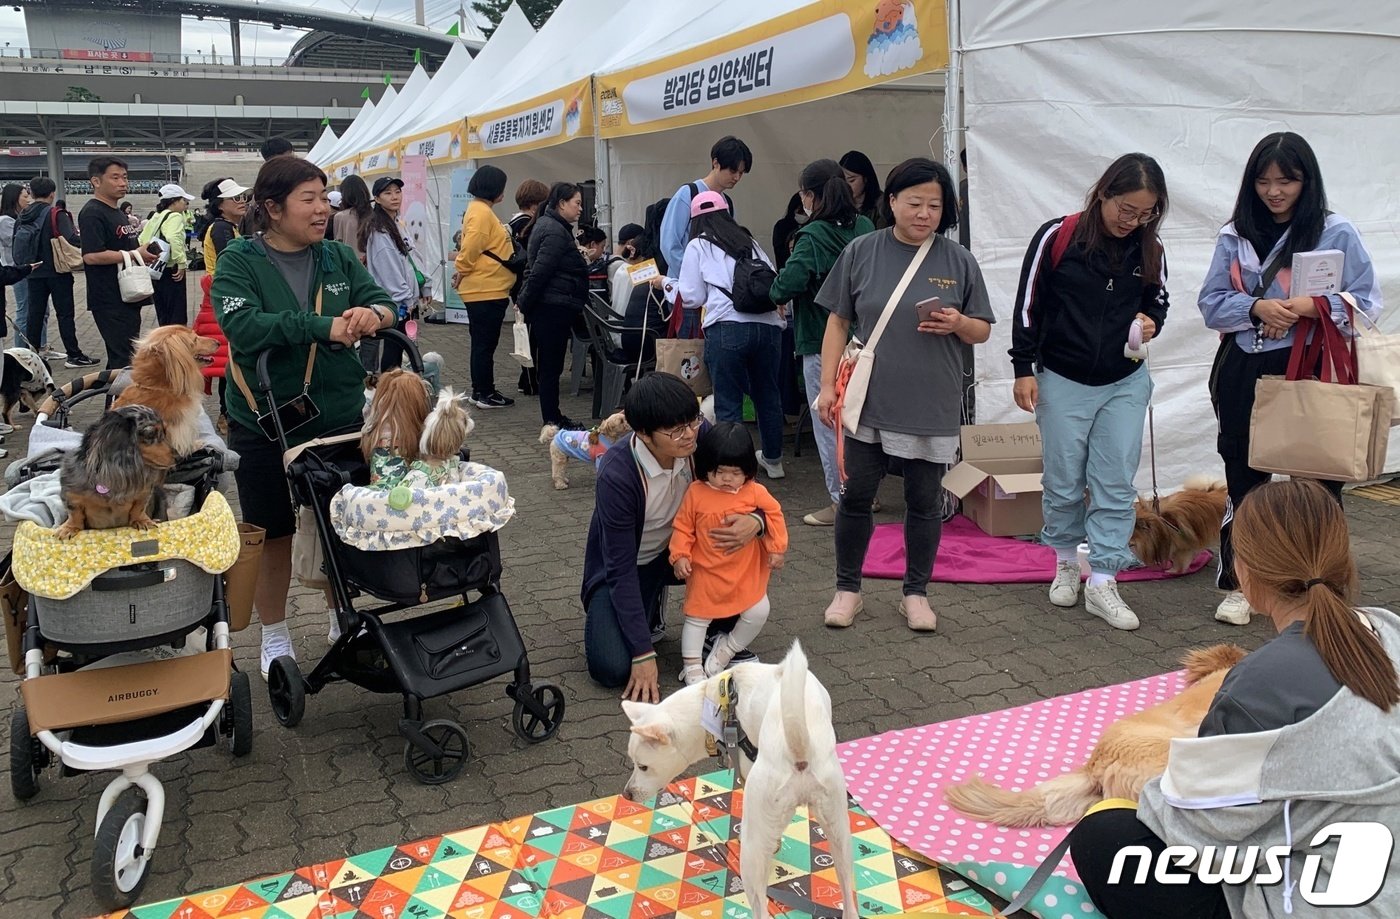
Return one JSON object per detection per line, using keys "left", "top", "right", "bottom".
{"left": 346, "top": 64, "right": 433, "bottom": 171}
{"left": 305, "top": 125, "right": 339, "bottom": 164}
{"left": 954, "top": 0, "right": 1400, "bottom": 485}
{"left": 314, "top": 97, "right": 376, "bottom": 174}
{"left": 324, "top": 85, "right": 398, "bottom": 174}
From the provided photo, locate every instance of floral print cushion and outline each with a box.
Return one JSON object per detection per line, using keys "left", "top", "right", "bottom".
{"left": 329, "top": 462, "right": 515, "bottom": 552}
{"left": 13, "top": 492, "right": 241, "bottom": 600}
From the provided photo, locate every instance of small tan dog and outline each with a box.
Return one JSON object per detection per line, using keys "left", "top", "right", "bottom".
{"left": 540, "top": 411, "right": 630, "bottom": 490}
{"left": 113, "top": 325, "right": 220, "bottom": 459}
{"left": 943, "top": 643, "right": 1248, "bottom": 827}
{"left": 1130, "top": 476, "right": 1228, "bottom": 574}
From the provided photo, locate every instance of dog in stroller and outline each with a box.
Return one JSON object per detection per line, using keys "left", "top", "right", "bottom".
{"left": 4, "top": 387, "right": 251, "bottom": 911}
{"left": 257, "top": 329, "right": 564, "bottom": 785}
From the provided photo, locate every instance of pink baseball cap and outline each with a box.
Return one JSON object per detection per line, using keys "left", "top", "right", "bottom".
{"left": 690, "top": 190, "right": 729, "bottom": 218}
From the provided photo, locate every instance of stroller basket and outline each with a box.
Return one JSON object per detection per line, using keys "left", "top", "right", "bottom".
{"left": 36, "top": 560, "right": 213, "bottom": 647}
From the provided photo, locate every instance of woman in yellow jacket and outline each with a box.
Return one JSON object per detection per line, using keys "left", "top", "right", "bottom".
{"left": 453, "top": 165, "right": 517, "bottom": 409}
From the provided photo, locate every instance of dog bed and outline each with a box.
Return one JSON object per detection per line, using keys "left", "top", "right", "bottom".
{"left": 862, "top": 516, "right": 1210, "bottom": 584}
{"left": 837, "top": 671, "right": 1189, "bottom": 919}
{"left": 103, "top": 768, "right": 999, "bottom": 919}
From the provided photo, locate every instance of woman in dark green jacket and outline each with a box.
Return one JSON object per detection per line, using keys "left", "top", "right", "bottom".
{"left": 212, "top": 155, "right": 397, "bottom": 679}
{"left": 770, "top": 159, "right": 875, "bottom": 526}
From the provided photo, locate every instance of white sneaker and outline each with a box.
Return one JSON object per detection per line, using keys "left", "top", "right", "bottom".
{"left": 41, "top": 347, "right": 65, "bottom": 361}
{"left": 1215, "top": 591, "right": 1253, "bottom": 626}
{"left": 755, "top": 450, "right": 786, "bottom": 479}
{"left": 680, "top": 663, "right": 706, "bottom": 686}
{"left": 1084, "top": 579, "right": 1140, "bottom": 630}
{"left": 1049, "top": 561, "right": 1081, "bottom": 607}
{"left": 260, "top": 628, "right": 296, "bottom": 680}
{"left": 327, "top": 609, "right": 342, "bottom": 644}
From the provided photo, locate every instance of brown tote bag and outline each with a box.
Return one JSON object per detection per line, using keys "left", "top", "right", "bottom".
{"left": 1249, "top": 300, "right": 1394, "bottom": 482}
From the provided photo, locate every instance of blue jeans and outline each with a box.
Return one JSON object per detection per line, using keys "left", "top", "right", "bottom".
{"left": 11, "top": 278, "right": 45, "bottom": 350}
{"left": 1035, "top": 366, "right": 1151, "bottom": 575}
{"left": 802, "top": 354, "right": 840, "bottom": 502}
{"left": 583, "top": 554, "right": 676, "bottom": 688}
{"left": 704, "top": 320, "right": 784, "bottom": 462}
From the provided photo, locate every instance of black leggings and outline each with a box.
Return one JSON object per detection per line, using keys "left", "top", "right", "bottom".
{"left": 1069, "top": 807, "right": 1230, "bottom": 919}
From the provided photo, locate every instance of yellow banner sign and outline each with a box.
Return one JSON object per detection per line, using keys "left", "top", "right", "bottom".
{"left": 466, "top": 79, "right": 592, "bottom": 157}
{"left": 398, "top": 120, "right": 469, "bottom": 165}
{"left": 597, "top": 0, "right": 946, "bottom": 138}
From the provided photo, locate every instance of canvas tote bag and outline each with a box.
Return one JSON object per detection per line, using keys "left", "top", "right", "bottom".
{"left": 1249, "top": 301, "right": 1394, "bottom": 481}
{"left": 511, "top": 307, "right": 534, "bottom": 367}
{"left": 655, "top": 294, "right": 712, "bottom": 396}
{"left": 48, "top": 208, "right": 83, "bottom": 274}
{"left": 117, "top": 249, "right": 154, "bottom": 303}
{"left": 1344, "top": 292, "right": 1400, "bottom": 425}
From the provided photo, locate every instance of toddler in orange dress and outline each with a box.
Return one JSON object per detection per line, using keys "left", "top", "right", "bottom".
{"left": 670, "top": 423, "right": 789, "bottom": 685}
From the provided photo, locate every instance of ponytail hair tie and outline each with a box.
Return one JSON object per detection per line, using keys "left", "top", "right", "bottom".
{"left": 1305, "top": 578, "right": 1326, "bottom": 589}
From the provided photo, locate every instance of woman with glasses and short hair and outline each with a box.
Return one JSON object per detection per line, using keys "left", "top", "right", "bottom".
{"left": 1009, "top": 153, "right": 1170, "bottom": 631}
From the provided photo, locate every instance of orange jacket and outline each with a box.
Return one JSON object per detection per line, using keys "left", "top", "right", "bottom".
{"left": 670, "top": 479, "right": 788, "bottom": 619}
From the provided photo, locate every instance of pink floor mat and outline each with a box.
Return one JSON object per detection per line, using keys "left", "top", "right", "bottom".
{"left": 837, "top": 671, "right": 1188, "bottom": 919}
{"left": 862, "top": 515, "right": 1210, "bottom": 583}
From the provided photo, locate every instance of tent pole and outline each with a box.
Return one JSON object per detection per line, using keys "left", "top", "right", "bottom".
{"left": 943, "top": 0, "right": 964, "bottom": 187}
{"left": 591, "top": 77, "right": 613, "bottom": 237}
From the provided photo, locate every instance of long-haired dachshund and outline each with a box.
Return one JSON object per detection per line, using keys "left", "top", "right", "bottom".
{"left": 56, "top": 405, "right": 176, "bottom": 539}
{"left": 112, "top": 325, "right": 219, "bottom": 458}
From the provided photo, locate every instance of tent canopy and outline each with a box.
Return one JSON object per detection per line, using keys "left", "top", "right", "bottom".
{"left": 960, "top": 0, "right": 1400, "bottom": 484}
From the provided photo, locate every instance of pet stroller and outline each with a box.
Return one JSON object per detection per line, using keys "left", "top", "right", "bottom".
{"left": 256, "top": 330, "right": 564, "bottom": 785}
{"left": 4, "top": 386, "right": 251, "bottom": 910}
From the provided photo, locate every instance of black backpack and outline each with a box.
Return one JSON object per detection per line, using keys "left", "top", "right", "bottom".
{"left": 718, "top": 251, "right": 777, "bottom": 315}
{"left": 483, "top": 223, "right": 529, "bottom": 301}
{"left": 11, "top": 206, "right": 48, "bottom": 265}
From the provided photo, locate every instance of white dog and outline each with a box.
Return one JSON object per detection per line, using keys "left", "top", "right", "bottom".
{"left": 622, "top": 642, "right": 858, "bottom": 919}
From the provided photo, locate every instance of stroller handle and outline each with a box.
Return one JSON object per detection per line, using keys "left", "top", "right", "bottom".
{"left": 252, "top": 327, "right": 424, "bottom": 395}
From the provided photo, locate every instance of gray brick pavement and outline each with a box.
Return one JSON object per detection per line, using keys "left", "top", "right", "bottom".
{"left": 2, "top": 274, "right": 1397, "bottom": 917}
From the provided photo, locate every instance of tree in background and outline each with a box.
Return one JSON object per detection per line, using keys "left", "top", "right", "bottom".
{"left": 470, "top": 0, "right": 561, "bottom": 36}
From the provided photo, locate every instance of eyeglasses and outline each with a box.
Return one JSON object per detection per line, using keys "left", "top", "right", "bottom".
{"left": 1108, "top": 198, "right": 1160, "bottom": 226}
{"left": 657, "top": 418, "right": 703, "bottom": 441}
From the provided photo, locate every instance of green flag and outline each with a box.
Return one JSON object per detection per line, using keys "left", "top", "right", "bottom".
{"left": 361, "top": 87, "right": 371, "bottom": 99}
{"left": 320, "top": 117, "right": 331, "bottom": 126}
{"left": 413, "top": 47, "right": 422, "bottom": 64}
{"left": 446, "top": 21, "right": 460, "bottom": 36}
{"left": 383, "top": 73, "right": 392, "bottom": 86}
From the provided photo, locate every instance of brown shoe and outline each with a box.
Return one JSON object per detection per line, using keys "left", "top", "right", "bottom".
{"left": 823, "top": 591, "right": 863, "bottom": 628}
{"left": 803, "top": 503, "right": 837, "bottom": 526}
{"left": 899, "top": 595, "right": 938, "bottom": 631}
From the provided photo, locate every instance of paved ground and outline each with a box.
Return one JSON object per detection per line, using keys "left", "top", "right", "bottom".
{"left": 2, "top": 274, "right": 1398, "bottom": 918}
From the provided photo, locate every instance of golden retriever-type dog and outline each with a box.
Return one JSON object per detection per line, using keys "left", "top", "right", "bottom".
{"left": 56, "top": 405, "right": 176, "bottom": 539}
{"left": 113, "top": 325, "right": 220, "bottom": 458}
{"left": 540, "top": 411, "right": 631, "bottom": 490}
{"left": 943, "top": 643, "right": 1248, "bottom": 827}
{"left": 1130, "top": 477, "right": 1228, "bottom": 574}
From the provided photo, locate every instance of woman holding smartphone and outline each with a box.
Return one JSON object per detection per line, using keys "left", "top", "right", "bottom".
{"left": 1009, "top": 153, "right": 1170, "bottom": 631}
{"left": 815, "top": 158, "right": 994, "bottom": 632}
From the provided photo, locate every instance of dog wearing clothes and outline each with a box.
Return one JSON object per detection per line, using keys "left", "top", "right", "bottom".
{"left": 622, "top": 642, "right": 859, "bottom": 919}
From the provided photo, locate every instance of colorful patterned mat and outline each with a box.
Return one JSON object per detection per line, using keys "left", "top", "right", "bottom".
{"left": 105, "top": 769, "right": 999, "bottom": 919}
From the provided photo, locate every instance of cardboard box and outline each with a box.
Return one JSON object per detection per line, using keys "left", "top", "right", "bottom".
{"left": 943, "top": 423, "right": 1045, "bottom": 537}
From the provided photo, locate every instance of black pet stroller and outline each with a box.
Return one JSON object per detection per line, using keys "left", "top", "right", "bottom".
{"left": 5, "top": 373, "right": 253, "bottom": 909}
{"left": 255, "top": 330, "right": 564, "bottom": 785}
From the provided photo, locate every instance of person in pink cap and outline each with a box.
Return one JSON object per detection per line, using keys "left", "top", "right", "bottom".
{"left": 676, "top": 190, "right": 786, "bottom": 480}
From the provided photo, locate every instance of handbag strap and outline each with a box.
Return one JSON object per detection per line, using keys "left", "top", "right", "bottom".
{"left": 229, "top": 285, "right": 323, "bottom": 413}
{"left": 859, "top": 234, "right": 936, "bottom": 352}
{"left": 1250, "top": 249, "right": 1289, "bottom": 298}
{"left": 119, "top": 249, "right": 143, "bottom": 270}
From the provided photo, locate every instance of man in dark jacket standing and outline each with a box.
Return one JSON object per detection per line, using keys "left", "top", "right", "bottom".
{"left": 16, "top": 176, "right": 98, "bottom": 367}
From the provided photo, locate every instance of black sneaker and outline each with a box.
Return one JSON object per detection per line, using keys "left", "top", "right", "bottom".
{"left": 470, "top": 391, "right": 514, "bottom": 409}
{"left": 64, "top": 354, "right": 99, "bottom": 368}
{"left": 553, "top": 415, "right": 586, "bottom": 431}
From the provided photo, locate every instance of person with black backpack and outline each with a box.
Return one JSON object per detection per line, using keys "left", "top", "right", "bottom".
{"left": 13, "top": 176, "right": 97, "bottom": 367}
{"left": 677, "top": 190, "right": 784, "bottom": 478}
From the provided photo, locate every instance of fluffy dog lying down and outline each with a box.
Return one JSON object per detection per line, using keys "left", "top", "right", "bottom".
{"left": 944, "top": 643, "right": 1248, "bottom": 827}
{"left": 1130, "top": 477, "right": 1228, "bottom": 574}
{"left": 56, "top": 405, "right": 176, "bottom": 539}
{"left": 622, "top": 642, "right": 859, "bottom": 919}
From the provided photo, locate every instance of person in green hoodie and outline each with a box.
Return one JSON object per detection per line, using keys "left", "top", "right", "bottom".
{"left": 211, "top": 155, "right": 397, "bottom": 679}
{"left": 769, "top": 159, "right": 875, "bottom": 526}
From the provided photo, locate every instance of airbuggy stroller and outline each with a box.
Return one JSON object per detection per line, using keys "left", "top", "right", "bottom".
{"left": 4, "top": 374, "right": 252, "bottom": 910}
{"left": 256, "top": 330, "right": 564, "bottom": 785}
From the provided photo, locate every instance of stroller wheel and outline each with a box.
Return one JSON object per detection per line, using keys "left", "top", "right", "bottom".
{"left": 403, "top": 719, "right": 470, "bottom": 785}
{"left": 91, "top": 787, "right": 152, "bottom": 909}
{"left": 267, "top": 657, "right": 306, "bottom": 728}
{"left": 226, "top": 670, "right": 254, "bottom": 756}
{"left": 10, "top": 706, "right": 45, "bottom": 801}
{"left": 512, "top": 683, "right": 566, "bottom": 744}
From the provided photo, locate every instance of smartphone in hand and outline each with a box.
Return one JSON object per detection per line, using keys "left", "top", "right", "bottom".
{"left": 915, "top": 297, "right": 945, "bottom": 323}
